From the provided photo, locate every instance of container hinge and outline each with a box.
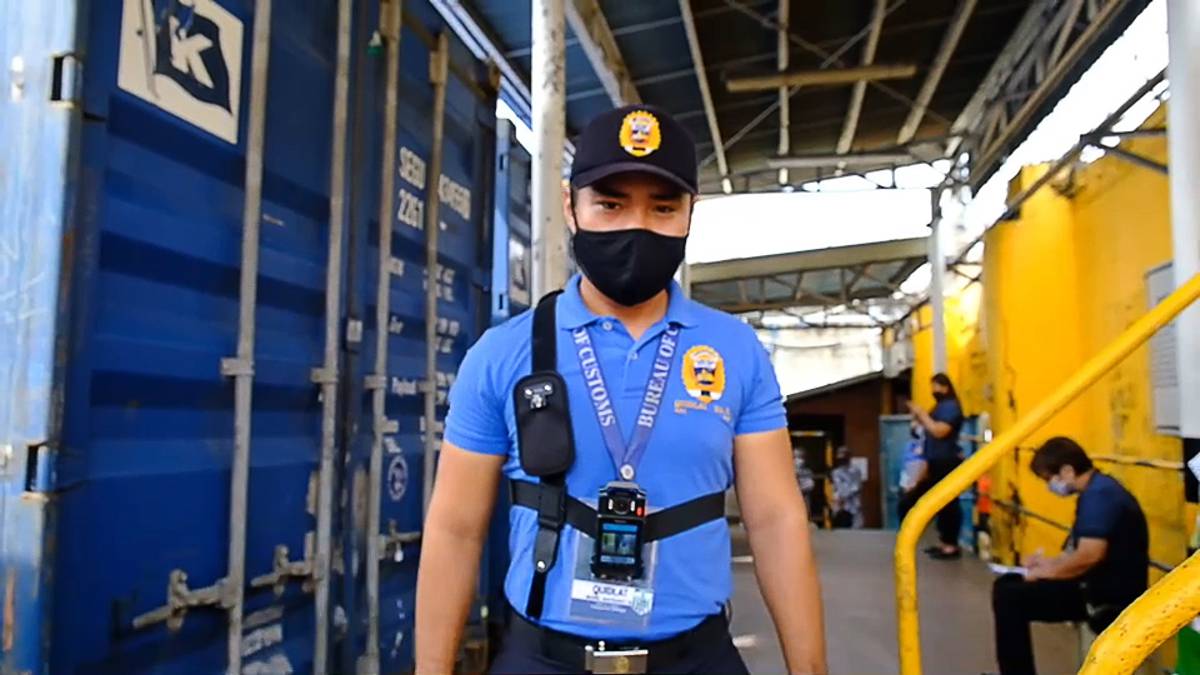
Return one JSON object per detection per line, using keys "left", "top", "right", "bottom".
{"left": 310, "top": 367, "right": 338, "bottom": 385}
{"left": 132, "top": 570, "right": 229, "bottom": 632}
{"left": 250, "top": 544, "right": 316, "bottom": 597}
{"left": 220, "top": 357, "right": 254, "bottom": 378}
{"left": 379, "top": 520, "right": 422, "bottom": 562}
{"left": 364, "top": 375, "right": 387, "bottom": 390}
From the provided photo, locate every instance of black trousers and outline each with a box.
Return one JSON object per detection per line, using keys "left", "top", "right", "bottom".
{"left": 897, "top": 458, "right": 963, "bottom": 547}
{"left": 489, "top": 621, "right": 750, "bottom": 675}
{"left": 991, "top": 574, "right": 1087, "bottom": 675}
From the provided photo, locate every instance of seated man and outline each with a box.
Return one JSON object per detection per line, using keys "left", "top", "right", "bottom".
{"left": 990, "top": 437, "right": 1149, "bottom": 675}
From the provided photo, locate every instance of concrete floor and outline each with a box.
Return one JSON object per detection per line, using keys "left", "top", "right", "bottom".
{"left": 728, "top": 525, "right": 1078, "bottom": 675}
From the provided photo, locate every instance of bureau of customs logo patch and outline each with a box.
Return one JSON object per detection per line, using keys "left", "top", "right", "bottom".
{"left": 682, "top": 345, "right": 725, "bottom": 403}
{"left": 618, "top": 110, "right": 661, "bottom": 157}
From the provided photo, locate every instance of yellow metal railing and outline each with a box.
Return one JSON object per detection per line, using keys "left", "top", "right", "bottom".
{"left": 1080, "top": 550, "right": 1200, "bottom": 674}
{"left": 894, "top": 271, "right": 1200, "bottom": 675}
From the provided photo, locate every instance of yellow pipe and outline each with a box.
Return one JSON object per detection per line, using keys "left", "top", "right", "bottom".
{"left": 1081, "top": 550, "right": 1200, "bottom": 674}
{"left": 894, "top": 272, "right": 1200, "bottom": 675}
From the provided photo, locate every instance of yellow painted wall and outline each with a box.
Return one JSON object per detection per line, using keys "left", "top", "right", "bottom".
{"left": 979, "top": 107, "right": 1186, "bottom": 574}
{"left": 909, "top": 283, "right": 987, "bottom": 416}
{"left": 910, "top": 105, "right": 1187, "bottom": 668}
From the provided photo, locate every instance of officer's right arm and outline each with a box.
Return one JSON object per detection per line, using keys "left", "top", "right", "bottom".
{"left": 415, "top": 331, "right": 511, "bottom": 675}
{"left": 414, "top": 442, "right": 503, "bottom": 675}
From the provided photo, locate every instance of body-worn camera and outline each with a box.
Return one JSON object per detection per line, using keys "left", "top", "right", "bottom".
{"left": 592, "top": 481, "right": 647, "bottom": 581}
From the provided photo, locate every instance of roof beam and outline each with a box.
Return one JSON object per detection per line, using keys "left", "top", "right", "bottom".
{"left": 564, "top": 2, "right": 1026, "bottom": 103}
{"left": 564, "top": 0, "right": 640, "bottom": 105}
{"left": 679, "top": 0, "right": 732, "bottom": 194}
{"left": 702, "top": 0, "right": 936, "bottom": 169}
{"left": 689, "top": 237, "right": 929, "bottom": 284}
{"left": 706, "top": 289, "right": 896, "bottom": 314}
{"left": 766, "top": 150, "right": 914, "bottom": 169}
{"left": 837, "top": 0, "right": 888, "bottom": 154}
{"left": 727, "top": 63, "right": 916, "bottom": 92}
{"left": 505, "top": 0, "right": 776, "bottom": 57}
{"left": 897, "top": 0, "right": 977, "bottom": 144}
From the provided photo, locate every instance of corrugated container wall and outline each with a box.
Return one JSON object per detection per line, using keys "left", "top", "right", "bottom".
{"left": 0, "top": 0, "right": 520, "bottom": 672}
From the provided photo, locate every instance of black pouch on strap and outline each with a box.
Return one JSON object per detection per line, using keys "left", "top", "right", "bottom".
{"left": 513, "top": 291, "right": 575, "bottom": 477}
{"left": 512, "top": 291, "right": 575, "bottom": 619}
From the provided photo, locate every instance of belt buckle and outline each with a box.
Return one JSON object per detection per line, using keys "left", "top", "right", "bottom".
{"left": 584, "top": 641, "right": 648, "bottom": 674}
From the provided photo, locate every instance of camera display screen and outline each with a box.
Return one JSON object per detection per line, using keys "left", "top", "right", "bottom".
{"left": 598, "top": 522, "right": 639, "bottom": 566}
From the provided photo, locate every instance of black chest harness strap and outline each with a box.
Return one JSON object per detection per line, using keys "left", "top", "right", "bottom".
{"left": 512, "top": 292, "right": 726, "bottom": 620}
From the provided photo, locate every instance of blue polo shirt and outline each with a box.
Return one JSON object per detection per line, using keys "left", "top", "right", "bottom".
{"left": 444, "top": 274, "right": 787, "bottom": 640}
{"left": 923, "top": 397, "right": 964, "bottom": 462}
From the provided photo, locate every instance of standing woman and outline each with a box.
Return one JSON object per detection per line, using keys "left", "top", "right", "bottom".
{"left": 899, "top": 373, "right": 966, "bottom": 559}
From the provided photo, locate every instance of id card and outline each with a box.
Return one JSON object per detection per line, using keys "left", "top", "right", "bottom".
{"left": 566, "top": 531, "right": 658, "bottom": 629}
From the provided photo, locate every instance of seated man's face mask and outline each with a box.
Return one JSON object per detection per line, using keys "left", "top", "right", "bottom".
{"left": 1048, "top": 469, "right": 1077, "bottom": 497}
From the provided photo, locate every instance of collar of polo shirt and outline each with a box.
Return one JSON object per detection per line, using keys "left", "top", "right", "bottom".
{"left": 557, "top": 274, "right": 699, "bottom": 331}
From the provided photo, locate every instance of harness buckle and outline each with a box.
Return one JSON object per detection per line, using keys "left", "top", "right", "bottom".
{"left": 584, "top": 642, "right": 648, "bottom": 674}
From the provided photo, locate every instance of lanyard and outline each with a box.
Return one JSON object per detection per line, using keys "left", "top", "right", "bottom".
{"left": 571, "top": 324, "right": 680, "bottom": 481}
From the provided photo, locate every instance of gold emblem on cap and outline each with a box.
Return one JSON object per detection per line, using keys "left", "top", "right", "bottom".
{"left": 619, "top": 110, "right": 662, "bottom": 157}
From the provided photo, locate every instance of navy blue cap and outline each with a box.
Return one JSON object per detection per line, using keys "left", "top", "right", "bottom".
{"left": 569, "top": 104, "right": 698, "bottom": 194}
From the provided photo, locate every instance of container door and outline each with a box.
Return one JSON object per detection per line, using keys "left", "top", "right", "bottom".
{"left": 49, "top": 1, "right": 345, "bottom": 672}
{"left": 0, "top": 1, "right": 82, "bottom": 671}
{"left": 349, "top": 1, "right": 497, "bottom": 671}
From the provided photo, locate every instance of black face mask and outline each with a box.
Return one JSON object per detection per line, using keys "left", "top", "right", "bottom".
{"left": 572, "top": 228, "right": 687, "bottom": 307}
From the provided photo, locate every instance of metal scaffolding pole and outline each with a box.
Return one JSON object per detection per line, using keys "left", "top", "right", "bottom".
{"left": 680, "top": 0, "right": 733, "bottom": 194}
{"left": 896, "top": 0, "right": 975, "bottom": 144}
{"left": 837, "top": 0, "right": 886, "bottom": 155}
{"left": 531, "top": 0, "right": 569, "bottom": 297}
{"left": 776, "top": 0, "right": 790, "bottom": 185}
{"left": 929, "top": 190, "right": 948, "bottom": 374}
{"left": 1168, "top": 0, "right": 1200, "bottom": 439}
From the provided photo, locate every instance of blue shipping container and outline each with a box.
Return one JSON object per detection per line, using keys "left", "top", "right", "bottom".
{"left": 0, "top": 0, "right": 510, "bottom": 672}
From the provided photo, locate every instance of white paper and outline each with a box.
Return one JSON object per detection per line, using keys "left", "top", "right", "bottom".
{"left": 1188, "top": 452, "right": 1200, "bottom": 482}
{"left": 988, "top": 563, "right": 1028, "bottom": 576}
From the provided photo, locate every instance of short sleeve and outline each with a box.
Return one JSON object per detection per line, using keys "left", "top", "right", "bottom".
{"left": 1074, "top": 491, "right": 1121, "bottom": 540}
{"left": 932, "top": 400, "right": 965, "bottom": 431}
{"left": 735, "top": 335, "right": 787, "bottom": 436}
{"left": 443, "top": 330, "right": 512, "bottom": 456}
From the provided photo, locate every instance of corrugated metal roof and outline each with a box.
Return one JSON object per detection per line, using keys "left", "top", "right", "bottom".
{"left": 468, "top": 0, "right": 1032, "bottom": 184}
{"left": 464, "top": 0, "right": 1147, "bottom": 195}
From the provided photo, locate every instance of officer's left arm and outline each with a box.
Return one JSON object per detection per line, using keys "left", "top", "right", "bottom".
{"left": 736, "top": 428, "right": 828, "bottom": 675}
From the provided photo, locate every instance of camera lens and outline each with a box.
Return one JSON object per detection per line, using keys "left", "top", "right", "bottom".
{"left": 612, "top": 497, "right": 631, "bottom": 515}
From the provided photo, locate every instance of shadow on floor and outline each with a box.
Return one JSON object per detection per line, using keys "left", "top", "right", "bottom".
{"left": 728, "top": 525, "right": 1077, "bottom": 675}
